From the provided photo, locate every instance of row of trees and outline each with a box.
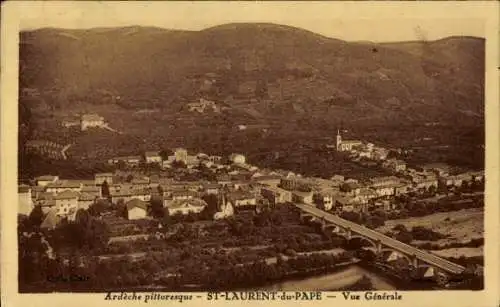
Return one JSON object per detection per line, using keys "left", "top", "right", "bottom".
{"left": 386, "top": 224, "right": 447, "bottom": 244}
{"left": 20, "top": 227, "right": 356, "bottom": 292}
{"left": 340, "top": 209, "right": 388, "bottom": 229}
{"left": 388, "top": 195, "right": 483, "bottom": 221}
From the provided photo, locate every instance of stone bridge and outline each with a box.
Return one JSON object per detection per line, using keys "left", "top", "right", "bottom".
{"left": 295, "top": 203, "right": 466, "bottom": 284}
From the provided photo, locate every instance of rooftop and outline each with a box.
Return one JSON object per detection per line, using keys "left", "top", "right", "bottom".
{"left": 131, "top": 178, "right": 150, "bottom": 184}
{"left": 165, "top": 198, "right": 207, "bottom": 209}
{"left": 54, "top": 190, "right": 79, "bottom": 200}
{"left": 40, "top": 209, "right": 61, "bottom": 229}
{"left": 126, "top": 199, "right": 148, "bottom": 211}
{"left": 81, "top": 186, "right": 101, "bottom": 193}
{"left": 36, "top": 175, "right": 58, "bottom": 181}
{"left": 96, "top": 173, "right": 114, "bottom": 177}
{"left": 113, "top": 155, "right": 142, "bottom": 161}
{"left": 203, "top": 183, "right": 222, "bottom": 189}
{"left": 292, "top": 190, "right": 313, "bottom": 197}
{"left": 252, "top": 175, "right": 282, "bottom": 181}
{"left": 46, "top": 181, "right": 82, "bottom": 189}
{"left": 37, "top": 192, "right": 55, "bottom": 200}
{"left": 78, "top": 192, "right": 97, "bottom": 201}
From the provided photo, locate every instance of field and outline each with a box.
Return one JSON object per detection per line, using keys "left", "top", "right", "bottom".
{"left": 377, "top": 208, "right": 484, "bottom": 258}
{"left": 378, "top": 207, "right": 483, "bottom": 244}
{"left": 431, "top": 247, "right": 484, "bottom": 258}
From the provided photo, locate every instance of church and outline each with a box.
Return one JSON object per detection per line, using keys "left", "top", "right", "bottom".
{"left": 336, "top": 129, "right": 362, "bottom": 152}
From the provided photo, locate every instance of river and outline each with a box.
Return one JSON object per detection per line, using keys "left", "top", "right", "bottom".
{"left": 256, "top": 265, "right": 398, "bottom": 291}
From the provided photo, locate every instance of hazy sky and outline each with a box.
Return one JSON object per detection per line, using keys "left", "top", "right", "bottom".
{"left": 16, "top": 2, "right": 487, "bottom": 42}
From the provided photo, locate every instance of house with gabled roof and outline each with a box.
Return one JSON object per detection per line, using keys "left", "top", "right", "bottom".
{"left": 54, "top": 190, "right": 79, "bottom": 220}
{"left": 78, "top": 192, "right": 97, "bottom": 210}
{"left": 164, "top": 198, "right": 207, "bottom": 216}
{"left": 126, "top": 199, "right": 148, "bottom": 220}
{"left": 41, "top": 208, "right": 61, "bottom": 230}
{"left": 81, "top": 185, "right": 102, "bottom": 198}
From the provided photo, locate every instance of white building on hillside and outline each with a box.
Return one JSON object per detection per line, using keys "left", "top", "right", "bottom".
{"left": 18, "top": 185, "right": 34, "bottom": 215}
{"left": 81, "top": 114, "right": 105, "bottom": 131}
{"left": 229, "top": 153, "right": 246, "bottom": 164}
{"left": 174, "top": 148, "right": 188, "bottom": 163}
{"left": 145, "top": 151, "right": 162, "bottom": 164}
{"left": 336, "top": 130, "right": 362, "bottom": 152}
{"left": 126, "top": 199, "right": 148, "bottom": 220}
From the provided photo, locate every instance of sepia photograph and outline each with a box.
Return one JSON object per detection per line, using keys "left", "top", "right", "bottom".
{"left": 1, "top": 1, "right": 499, "bottom": 306}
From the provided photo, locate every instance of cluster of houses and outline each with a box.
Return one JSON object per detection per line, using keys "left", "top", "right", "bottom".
{"left": 18, "top": 175, "right": 103, "bottom": 228}
{"left": 18, "top": 149, "right": 261, "bottom": 228}
{"left": 327, "top": 130, "right": 486, "bottom": 191}
{"left": 327, "top": 130, "right": 390, "bottom": 161}
{"left": 19, "top": 143, "right": 485, "bottom": 230}
{"left": 185, "top": 98, "right": 220, "bottom": 113}
{"left": 260, "top": 166, "right": 484, "bottom": 214}
{"left": 107, "top": 148, "right": 248, "bottom": 170}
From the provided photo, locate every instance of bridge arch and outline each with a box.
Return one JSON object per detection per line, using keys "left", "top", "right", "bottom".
{"left": 349, "top": 235, "right": 377, "bottom": 249}
{"left": 322, "top": 224, "right": 346, "bottom": 235}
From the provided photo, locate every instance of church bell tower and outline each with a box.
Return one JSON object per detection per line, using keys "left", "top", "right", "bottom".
{"left": 336, "top": 128, "right": 342, "bottom": 151}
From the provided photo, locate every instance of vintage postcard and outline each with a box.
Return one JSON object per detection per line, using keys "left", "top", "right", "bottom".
{"left": 1, "top": 1, "right": 499, "bottom": 307}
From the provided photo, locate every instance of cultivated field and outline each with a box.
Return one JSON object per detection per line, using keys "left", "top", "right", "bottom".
{"left": 377, "top": 208, "right": 484, "bottom": 245}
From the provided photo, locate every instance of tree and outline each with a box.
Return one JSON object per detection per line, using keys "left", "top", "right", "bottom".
{"left": 161, "top": 208, "right": 171, "bottom": 227}
{"left": 101, "top": 180, "right": 111, "bottom": 200}
{"left": 18, "top": 232, "right": 50, "bottom": 285}
{"left": 150, "top": 197, "right": 165, "bottom": 219}
{"left": 126, "top": 174, "right": 134, "bottom": 182}
{"left": 202, "top": 194, "right": 219, "bottom": 212}
{"left": 171, "top": 160, "right": 186, "bottom": 169}
{"left": 386, "top": 150, "right": 399, "bottom": 159}
{"left": 395, "top": 231, "right": 413, "bottom": 244}
{"left": 392, "top": 224, "right": 408, "bottom": 233}
{"left": 28, "top": 205, "right": 44, "bottom": 229}
{"left": 339, "top": 183, "right": 352, "bottom": 193}
{"left": 157, "top": 185, "right": 164, "bottom": 196}
{"left": 427, "top": 185, "right": 437, "bottom": 196}
{"left": 75, "top": 209, "right": 91, "bottom": 227}
{"left": 115, "top": 199, "right": 127, "bottom": 218}
{"left": 340, "top": 211, "right": 361, "bottom": 224}
{"left": 159, "top": 149, "right": 173, "bottom": 161}
{"left": 88, "top": 199, "right": 109, "bottom": 217}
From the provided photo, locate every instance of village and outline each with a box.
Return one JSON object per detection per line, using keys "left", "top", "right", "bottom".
{"left": 19, "top": 129, "right": 484, "bottom": 232}
{"left": 16, "top": 122, "right": 486, "bottom": 293}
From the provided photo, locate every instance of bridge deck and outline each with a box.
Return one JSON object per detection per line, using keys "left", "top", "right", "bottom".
{"left": 295, "top": 203, "right": 466, "bottom": 275}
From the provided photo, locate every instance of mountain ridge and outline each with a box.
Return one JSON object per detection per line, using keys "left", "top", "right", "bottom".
{"left": 19, "top": 23, "right": 485, "bottom": 133}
